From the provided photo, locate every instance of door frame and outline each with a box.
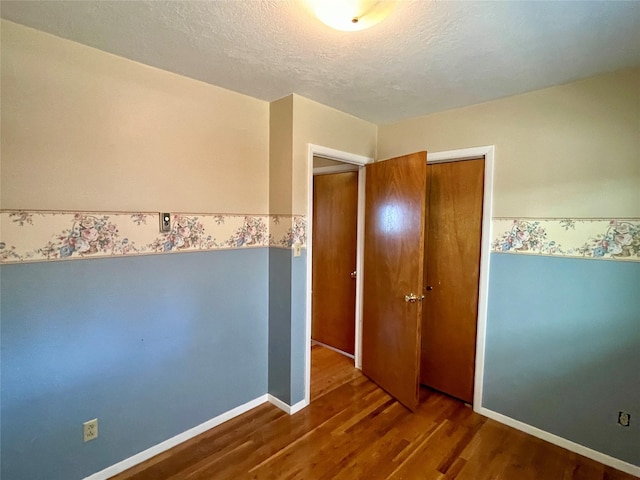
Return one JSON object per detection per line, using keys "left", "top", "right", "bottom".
{"left": 304, "top": 144, "right": 373, "bottom": 404}
{"left": 426, "top": 146, "right": 495, "bottom": 409}
{"left": 303, "top": 144, "right": 494, "bottom": 410}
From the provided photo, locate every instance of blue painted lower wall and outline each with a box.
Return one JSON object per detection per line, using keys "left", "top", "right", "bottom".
{"left": 5, "top": 246, "right": 635, "bottom": 478}
{"left": 267, "top": 248, "right": 307, "bottom": 406}
{"left": 290, "top": 251, "right": 307, "bottom": 405}
{"left": 1, "top": 249, "right": 269, "bottom": 480}
{"left": 484, "top": 253, "right": 640, "bottom": 466}
{"left": 268, "top": 248, "right": 292, "bottom": 403}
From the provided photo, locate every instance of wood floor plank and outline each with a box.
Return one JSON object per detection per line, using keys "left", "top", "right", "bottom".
{"left": 112, "top": 346, "right": 638, "bottom": 480}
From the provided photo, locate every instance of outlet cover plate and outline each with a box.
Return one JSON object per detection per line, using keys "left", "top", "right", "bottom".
{"left": 83, "top": 418, "right": 98, "bottom": 442}
{"left": 618, "top": 411, "right": 631, "bottom": 427}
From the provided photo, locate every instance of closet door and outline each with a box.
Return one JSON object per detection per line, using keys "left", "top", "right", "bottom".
{"left": 421, "top": 159, "right": 484, "bottom": 404}
{"left": 362, "top": 151, "right": 428, "bottom": 411}
{"left": 312, "top": 172, "right": 358, "bottom": 355}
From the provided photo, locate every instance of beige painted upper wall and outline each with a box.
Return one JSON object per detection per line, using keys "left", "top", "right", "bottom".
{"left": 269, "top": 95, "right": 294, "bottom": 215}
{"left": 378, "top": 67, "right": 640, "bottom": 218}
{"left": 292, "top": 94, "right": 377, "bottom": 214}
{"left": 1, "top": 20, "right": 269, "bottom": 213}
{"left": 313, "top": 156, "right": 344, "bottom": 168}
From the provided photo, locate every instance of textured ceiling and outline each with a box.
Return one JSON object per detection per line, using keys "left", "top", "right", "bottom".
{"left": 2, "top": 0, "right": 639, "bottom": 124}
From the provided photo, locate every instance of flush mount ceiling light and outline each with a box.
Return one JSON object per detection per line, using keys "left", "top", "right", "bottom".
{"left": 309, "top": 0, "right": 396, "bottom": 32}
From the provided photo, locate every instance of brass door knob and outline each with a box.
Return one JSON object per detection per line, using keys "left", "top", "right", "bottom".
{"left": 404, "top": 293, "right": 425, "bottom": 303}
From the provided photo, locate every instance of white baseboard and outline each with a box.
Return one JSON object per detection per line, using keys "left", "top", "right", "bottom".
{"left": 476, "top": 406, "right": 640, "bottom": 478}
{"left": 268, "top": 394, "right": 308, "bottom": 415}
{"left": 83, "top": 394, "right": 269, "bottom": 480}
{"left": 288, "top": 399, "right": 308, "bottom": 415}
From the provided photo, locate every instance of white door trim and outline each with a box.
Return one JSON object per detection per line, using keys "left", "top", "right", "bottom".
{"left": 309, "top": 145, "right": 372, "bottom": 165}
{"left": 426, "top": 145, "right": 495, "bottom": 410}
{"left": 305, "top": 144, "right": 373, "bottom": 405}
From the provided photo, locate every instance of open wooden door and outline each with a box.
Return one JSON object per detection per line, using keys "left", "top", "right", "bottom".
{"left": 362, "top": 151, "right": 428, "bottom": 411}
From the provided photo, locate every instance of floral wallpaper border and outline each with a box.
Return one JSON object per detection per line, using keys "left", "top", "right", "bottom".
{"left": 2, "top": 212, "right": 638, "bottom": 264}
{"left": 491, "top": 218, "right": 640, "bottom": 262}
{"left": 0, "top": 211, "right": 307, "bottom": 264}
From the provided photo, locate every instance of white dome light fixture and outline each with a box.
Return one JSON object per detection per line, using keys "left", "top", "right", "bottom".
{"left": 309, "top": 0, "right": 396, "bottom": 32}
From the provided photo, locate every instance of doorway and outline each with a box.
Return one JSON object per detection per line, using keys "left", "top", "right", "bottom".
{"left": 303, "top": 145, "right": 494, "bottom": 412}
{"left": 303, "top": 145, "right": 373, "bottom": 405}
{"left": 312, "top": 164, "right": 358, "bottom": 356}
{"left": 359, "top": 148, "right": 494, "bottom": 411}
{"left": 427, "top": 146, "right": 494, "bottom": 410}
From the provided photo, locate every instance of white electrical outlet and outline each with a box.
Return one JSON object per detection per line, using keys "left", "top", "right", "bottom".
{"left": 83, "top": 418, "right": 98, "bottom": 442}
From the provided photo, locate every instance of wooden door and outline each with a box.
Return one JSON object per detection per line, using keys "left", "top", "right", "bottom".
{"left": 362, "top": 152, "right": 428, "bottom": 411}
{"left": 421, "top": 158, "right": 484, "bottom": 403}
{"left": 312, "top": 172, "right": 358, "bottom": 355}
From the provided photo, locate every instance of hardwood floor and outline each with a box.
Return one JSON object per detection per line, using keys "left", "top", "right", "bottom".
{"left": 113, "top": 345, "right": 636, "bottom": 480}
